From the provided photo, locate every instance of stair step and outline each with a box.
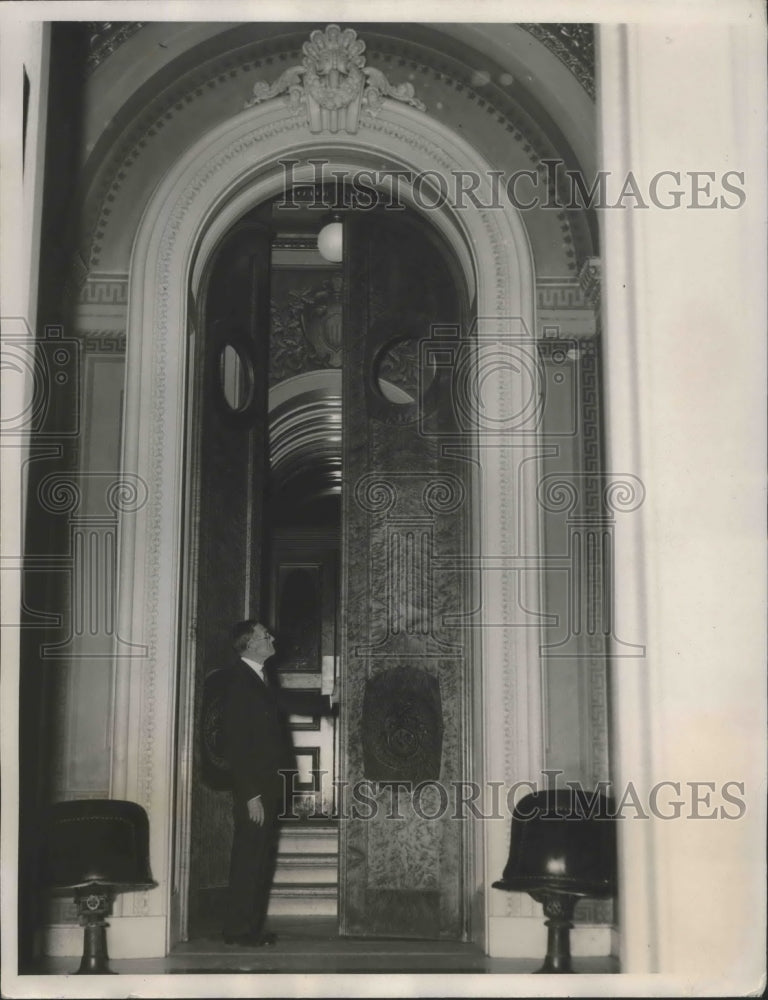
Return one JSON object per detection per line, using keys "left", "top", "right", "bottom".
{"left": 271, "top": 882, "right": 338, "bottom": 898}
{"left": 275, "top": 853, "right": 337, "bottom": 883}
{"left": 277, "top": 826, "right": 338, "bottom": 855}
{"left": 276, "top": 851, "right": 337, "bottom": 865}
{"left": 269, "top": 824, "right": 339, "bottom": 916}
{"left": 267, "top": 895, "right": 337, "bottom": 917}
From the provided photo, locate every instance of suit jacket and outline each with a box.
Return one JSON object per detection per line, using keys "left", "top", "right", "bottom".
{"left": 222, "top": 659, "right": 332, "bottom": 804}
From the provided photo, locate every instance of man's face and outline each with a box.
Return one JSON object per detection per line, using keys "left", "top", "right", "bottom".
{"left": 243, "top": 624, "right": 275, "bottom": 662}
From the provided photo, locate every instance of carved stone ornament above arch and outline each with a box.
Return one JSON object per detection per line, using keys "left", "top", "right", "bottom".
{"left": 80, "top": 22, "right": 596, "bottom": 278}
{"left": 113, "top": 91, "right": 543, "bottom": 930}
{"left": 244, "top": 23, "right": 427, "bottom": 134}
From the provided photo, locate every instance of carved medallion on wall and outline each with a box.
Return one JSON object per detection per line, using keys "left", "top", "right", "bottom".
{"left": 362, "top": 666, "right": 443, "bottom": 784}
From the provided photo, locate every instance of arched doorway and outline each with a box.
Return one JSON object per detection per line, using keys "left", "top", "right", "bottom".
{"left": 184, "top": 187, "right": 475, "bottom": 942}
{"left": 115, "top": 97, "right": 539, "bottom": 957}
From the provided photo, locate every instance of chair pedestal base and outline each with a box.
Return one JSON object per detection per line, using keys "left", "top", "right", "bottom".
{"left": 74, "top": 889, "right": 116, "bottom": 975}
{"left": 533, "top": 891, "right": 577, "bottom": 974}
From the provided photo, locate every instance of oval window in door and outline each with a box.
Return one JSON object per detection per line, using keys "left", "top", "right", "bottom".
{"left": 218, "top": 342, "right": 254, "bottom": 413}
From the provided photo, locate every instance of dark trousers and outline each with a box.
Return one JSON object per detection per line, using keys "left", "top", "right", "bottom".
{"left": 224, "top": 795, "right": 279, "bottom": 937}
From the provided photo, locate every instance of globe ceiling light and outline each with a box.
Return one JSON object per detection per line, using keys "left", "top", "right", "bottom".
{"left": 317, "top": 215, "right": 343, "bottom": 262}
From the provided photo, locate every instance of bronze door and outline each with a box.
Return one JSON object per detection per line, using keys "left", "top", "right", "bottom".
{"left": 186, "top": 215, "right": 271, "bottom": 937}
{"left": 339, "top": 209, "right": 471, "bottom": 939}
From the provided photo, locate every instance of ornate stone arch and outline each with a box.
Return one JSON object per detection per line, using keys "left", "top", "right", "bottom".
{"left": 112, "top": 93, "right": 543, "bottom": 953}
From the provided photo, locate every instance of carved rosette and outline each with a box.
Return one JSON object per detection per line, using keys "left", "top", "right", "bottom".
{"left": 245, "top": 24, "right": 426, "bottom": 134}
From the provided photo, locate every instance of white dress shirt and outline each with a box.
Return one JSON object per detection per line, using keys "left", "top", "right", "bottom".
{"left": 241, "top": 656, "right": 266, "bottom": 684}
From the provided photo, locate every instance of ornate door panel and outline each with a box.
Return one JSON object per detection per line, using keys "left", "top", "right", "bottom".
{"left": 340, "top": 210, "right": 470, "bottom": 939}
{"left": 187, "top": 217, "right": 271, "bottom": 937}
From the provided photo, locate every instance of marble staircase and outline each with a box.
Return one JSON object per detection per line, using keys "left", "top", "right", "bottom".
{"left": 267, "top": 821, "right": 338, "bottom": 917}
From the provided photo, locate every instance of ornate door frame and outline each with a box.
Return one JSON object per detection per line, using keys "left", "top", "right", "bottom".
{"left": 113, "top": 93, "right": 542, "bottom": 956}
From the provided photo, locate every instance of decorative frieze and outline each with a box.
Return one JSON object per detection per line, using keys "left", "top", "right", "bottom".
{"left": 536, "top": 277, "right": 598, "bottom": 339}
{"left": 78, "top": 272, "right": 129, "bottom": 307}
{"left": 537, "top": 278, "right": 589, "bottom": 311}
{"left": 74, "top": 273, "right": 130, "bottom": 344}
{"left": 80, "top": 331, "right": 126, "bottom": 353}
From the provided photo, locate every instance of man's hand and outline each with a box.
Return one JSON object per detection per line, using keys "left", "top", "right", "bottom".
{"left": 330, "top": 680, "right": 340, "bottom": 708}
{"left": 247, "top": 795, "right": 264, "bottom": 825}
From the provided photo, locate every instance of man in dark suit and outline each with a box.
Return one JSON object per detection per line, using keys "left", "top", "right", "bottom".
{"left": 222, "top": 619, "right": 337, "bottom": 946}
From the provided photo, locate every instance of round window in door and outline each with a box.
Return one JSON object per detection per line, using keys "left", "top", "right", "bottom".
{"left": 218, "top": 342, "right": 255, "bottom": 412}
